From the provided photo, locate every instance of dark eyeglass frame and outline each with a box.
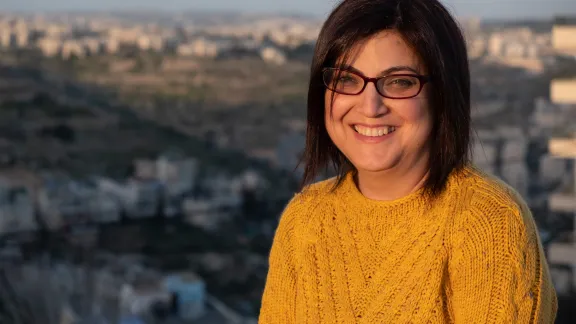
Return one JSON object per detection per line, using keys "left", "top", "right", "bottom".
{"left": 322, "top": 67, "right": 431, "bottom": 99}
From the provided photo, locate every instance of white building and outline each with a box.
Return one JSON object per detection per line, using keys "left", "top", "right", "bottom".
{"left": 37, "top": 37, "right": 61, "bottom": 57}
{"left": 503, "top": 42, "right": 526, "bottom": 58}
{"left": 0, "top": 29, "right": 12, "bottom": 48}
{"left": 136, "top": 35, "right": 164, "bottom": 52}
{"left": 38, "top": 178, "right": 121, "bottom": 228}
{"left": 120, "top": 272, "right": 172, "bottom": 317}
{"left": 182, "top": 199, "right": 221, "bottom": 231}
{"left": 133, "top": 151, "right": 199, "bottom": 217}
{"left": 487, "top": 33, "right": 504, "bottom": 57}
{"left": 134, "top": 151, "right": 198, "bottom": 194}
{"left": 201, "top": 173, "right": 243, "bottom": 209}
{"left": 97, "top": 178, "right": 162, "bottom": 219}
{"left": 177, "top": 38, "right": 228, "bottom": 58}
{"left": 260, "top": 46, "right": 287, "bottom": 65}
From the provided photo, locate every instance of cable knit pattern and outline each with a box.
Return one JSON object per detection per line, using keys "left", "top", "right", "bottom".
{"left": 259, "top": 165, "right": 557, "bottom": 324}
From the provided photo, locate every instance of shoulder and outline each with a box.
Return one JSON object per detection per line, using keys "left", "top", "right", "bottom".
{"left": 278, "top": 176, "right": 339, "bottom": 226}
{"left": 454, "top": 165, "right": 529, "bottom": 216}
{"left": 287, "top": 176, "right": 338, "bottom": 208}
{"left": 449, "top": 165, "right": 537, "bottom": 245}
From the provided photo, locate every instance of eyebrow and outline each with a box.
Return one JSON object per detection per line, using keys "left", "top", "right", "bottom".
{"left": 341, "top": 64, "right": 420, "bottom": 76}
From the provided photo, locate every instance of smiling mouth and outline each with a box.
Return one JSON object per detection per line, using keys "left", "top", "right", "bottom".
{"left": 353, "top": 125, "right": 396, "bottom": 137}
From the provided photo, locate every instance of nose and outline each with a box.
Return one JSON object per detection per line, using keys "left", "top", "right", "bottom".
{"left": 357, "top": 82, "right": 389, "bottom": 117}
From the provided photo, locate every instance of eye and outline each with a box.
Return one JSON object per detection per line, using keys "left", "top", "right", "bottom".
{"left": 385, "top": 77, "right": 417, "bottom": 88}
{"left": 336, "top": 74, "right": 359, "bottom": 85}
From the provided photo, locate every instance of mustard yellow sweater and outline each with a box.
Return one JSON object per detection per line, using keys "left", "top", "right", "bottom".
{"left": 259, "top": 166, "right": 557, "bottom": 323}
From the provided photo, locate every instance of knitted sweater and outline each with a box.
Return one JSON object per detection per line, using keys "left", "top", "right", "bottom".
{"left": 259, "top": 165, "right": 557, "bottom": 324}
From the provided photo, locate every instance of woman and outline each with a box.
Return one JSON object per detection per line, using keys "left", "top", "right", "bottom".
{"left": 259, "top": 0, "right": 558, "bottom": 323}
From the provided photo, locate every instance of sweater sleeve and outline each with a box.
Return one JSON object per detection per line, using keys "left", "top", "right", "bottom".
{"left": 447, "top": 205, "right": 558, "bottom": 323}
{"left": 258, "top": 195, "right": 300, "bottom": 324}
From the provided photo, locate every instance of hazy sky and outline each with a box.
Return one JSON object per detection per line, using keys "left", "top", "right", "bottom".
{"left": 3, "top": 0, "right": 576, "bottom": 19}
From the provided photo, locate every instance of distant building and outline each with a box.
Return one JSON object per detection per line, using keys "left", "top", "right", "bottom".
{"left": 0, "top": 169, "right": 43, "bottom": 235}
{"left": 487, "top": 33, "right": 504, "bottom": 57}
{"left": 547, "top": 20, "right": 576, "bottom": 296}
{"left": 0, "top": 184, "right": 37, "bottom": 236}
{"left": 471, "top": 100, "right": 506, "bottom": 118}
{"left": 119, "top": 271, "right": 172, "bottom": 318}
{"left": 163, "top": 272, "right": 206, "bottom": 320}
{"left": 201, "top": 172, "right": 243, "bottom": 209}
{"left": 176, "top": 38, "right": 229, "bottom": 58}
{"left": 133, "top": 151, "right": 199, "bottom": 217}
{"left": 552, "top": 16, "right": 576, "bottom": 57}
{"left": 136, "top": 35, "right": 164, "bottom": 52}
{"left": 38, "top": 177, "right": 121, "bottom": 229}
{"left": 61, "top": 40, "right": 86, "bottom": 59}
{"left": 539, "top": 154, "right": 568, "bottom": 186}
{"left": 503, "top": 41, "right": 527, "bottom": 58}
{"left": 260, "top": 46, "right": 287, "bottom": 65}
{"left": 103, "top": 37, "right": 120, "bottom": 54}
{"left": 134, "top": 151, "right": 198, "bottom": 194}
{"left": 37, "top": 37, "right": 61, "bottom": 57}
{"left": 0, "top": 29, "right": 12, "bottom": 48}
{"left": 550, "top": 79, "right": 576, "bottom": 104}
{"left": 14, "top": 29, "right": 29, "bottom": 48}
{"left": 530, "top": 97, "right": 573, "bottom": 131}
{"left": 96, "top": 178, "right": 161, "bottom": 219}
{"left": 182, "top": 170, "right": 256, "bottom": 230}
{"left": 467, "top": 37, "right": 486, "bottom": 59}
{"left": 81, "top": 37, "right": 103, "bottom": 56}
{"left": 182, "top": 199, "right": 220, "bottom": 231}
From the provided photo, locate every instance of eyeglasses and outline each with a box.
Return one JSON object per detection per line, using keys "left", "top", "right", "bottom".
{"left": 322, "top": 67, "right": 430, "bottom": 99}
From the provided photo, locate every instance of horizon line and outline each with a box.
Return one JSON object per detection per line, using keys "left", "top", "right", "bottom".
{"left": 0, "top": 7, "right": 567, "bottom": 22}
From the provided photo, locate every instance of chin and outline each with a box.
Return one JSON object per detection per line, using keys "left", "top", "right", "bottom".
{"left": 352, "top": 159, "right": 398, "bottom": 174}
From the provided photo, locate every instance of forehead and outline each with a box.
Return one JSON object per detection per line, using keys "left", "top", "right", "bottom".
{"left": 343, "top": 30, "right": 423, "bottom": 74}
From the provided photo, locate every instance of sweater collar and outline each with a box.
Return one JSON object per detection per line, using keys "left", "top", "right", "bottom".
{"left": 336, "top": 171, "right": 430, "bottom": 212}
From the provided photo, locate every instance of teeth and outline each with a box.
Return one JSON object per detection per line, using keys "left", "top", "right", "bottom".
{"left": 354, "top": 125, "right": 396, "bottom": 137}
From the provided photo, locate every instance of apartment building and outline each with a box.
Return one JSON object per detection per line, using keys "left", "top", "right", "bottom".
{"left": 547, "top": 16, "right": 576, "bottom": 296}
{"left": 552, "top": 17, "right": 576, "bottom": 57}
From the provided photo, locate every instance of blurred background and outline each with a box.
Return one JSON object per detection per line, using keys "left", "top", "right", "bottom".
{"left": 0, "top": 0, "right": 574, "bottom": 323}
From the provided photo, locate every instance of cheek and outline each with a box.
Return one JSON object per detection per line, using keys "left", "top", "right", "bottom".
{"left": 324, "top": 92, "right": 353, "bottom": 125}
{"left": 398, "top": 99, "right": 431, "bottom": 126}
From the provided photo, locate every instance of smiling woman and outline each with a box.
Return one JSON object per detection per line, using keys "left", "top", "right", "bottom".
{"left": 322, "top": 31, "right": 433, "bottom": 201}
{"left": 259, "top": 0, "right": 558, "bottom": 323}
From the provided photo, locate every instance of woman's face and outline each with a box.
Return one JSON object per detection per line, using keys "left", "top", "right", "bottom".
{"left": 324, "top": 30, "right": 432, "bottom": 176}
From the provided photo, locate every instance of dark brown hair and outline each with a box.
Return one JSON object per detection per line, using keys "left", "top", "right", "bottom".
{"left": 300, "top": 0, "right": 471, "bottom": 198}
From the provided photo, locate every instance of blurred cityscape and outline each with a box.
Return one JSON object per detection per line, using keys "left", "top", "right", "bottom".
{"left": 0, "top": 8, "right": 574, "bottom": 324}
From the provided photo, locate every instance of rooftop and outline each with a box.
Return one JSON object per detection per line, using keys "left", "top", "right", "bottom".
{"left": 554, "top": 16, "right": 576, "bottom": 26}
{"left": 166, "top": 271, "right": 202, "bottom": 283}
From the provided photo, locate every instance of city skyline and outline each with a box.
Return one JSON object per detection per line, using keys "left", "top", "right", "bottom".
{"left": 3, "top": 0, "right": 576, "bottom": 20}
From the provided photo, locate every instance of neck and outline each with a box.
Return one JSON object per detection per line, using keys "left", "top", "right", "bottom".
{"left": 355, "top": 155, "right": 430, "bottom": 201}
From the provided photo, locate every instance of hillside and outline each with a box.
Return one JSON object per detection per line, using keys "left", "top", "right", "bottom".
{"left": 0, "top": 58, "right": 296, "bottom": 191}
